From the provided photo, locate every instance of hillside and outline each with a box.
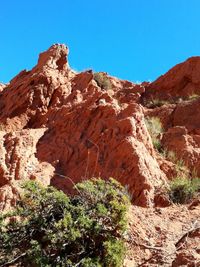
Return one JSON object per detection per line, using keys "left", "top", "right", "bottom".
{"left": 0, "top": 44, "right": 199, "bottom": 266}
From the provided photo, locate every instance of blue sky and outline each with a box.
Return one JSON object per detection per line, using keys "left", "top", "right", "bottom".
{"left": 0, "top": 0, "right": 200, "bottom": 83}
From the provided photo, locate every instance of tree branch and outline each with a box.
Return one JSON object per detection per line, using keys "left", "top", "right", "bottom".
{"left": 0, "top": 252, "right": 26, "bottom": 267}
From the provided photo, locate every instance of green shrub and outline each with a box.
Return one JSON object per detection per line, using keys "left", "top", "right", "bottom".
{"left": 93, "top": 72, "right": 112, "bottom": 90}
{"left": 152, "top": 138, "right": 163, "bottom": 153}
{"left": 169, "top": 177, "right": 200, "bottom": 204}
{"left": 0, "top": 178, "right": 130, "bottom": 267}
{"left": 145, "top": 117, "right": 163, "bottom": 152}
{"left": 162, "top": 150, "right": 200, "bottom": 204}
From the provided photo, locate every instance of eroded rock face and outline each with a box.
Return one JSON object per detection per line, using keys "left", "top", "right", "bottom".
{"left": 0, "top": 129, "right": 54, "bottom": 210}
{"left": 0, "top": 44, "right": 167, "bottom": 209}
{"left": 143, "top": 56, "right": 200, "bottom": 101}
{"left": 143, "top": 58, "right": 200, "bottom": 176}
{"left": 173, "top": 98, "right": 200, "bottom": 130}
{"left": 162, "top": 126, "right": 200, "bottom": 175}
{"left": 145, "top": 97, "right": 200, "bottom": 175}
{"left": 0, "top": 44, "right": 200, "bottom": 267}
{"left": 0, "top": 44, "right": 199, "bottom": 210}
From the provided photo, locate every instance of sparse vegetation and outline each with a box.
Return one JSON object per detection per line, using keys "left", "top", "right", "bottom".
{"left": 0, "top": 178, "right": 130, "bottom": 267}
{"left": 145, "top": 116, "right": 163, "bottom": 152}
{"left": 163, "top": 150, "right": 189, "bottom": 177}
{"left": 187, "top": 93, "right": 200, "bottom": 101}
{"left": 144, "top": 93, "right": 200, "bottom": 109}
{"left": 145, "top": 114, "right": 200, "bottom": 205}
{"left": 162, "top": 150, "right": 200, "bottom": 204}
{"left": 169, "top": 177, "right": 200, "bottom": 204}
{"left": 145, "top": 98, "right": 170, "bottom": 108}
{"left": 93, "top": 72, "right": 112, "bottom": 90}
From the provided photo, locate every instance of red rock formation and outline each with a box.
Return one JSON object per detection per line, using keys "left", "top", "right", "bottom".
{"left": 162, "top": 125, "right": 200, "bottom": 175}
{"left": 0, "top": 129, "right": 54, "bottom": 210}
{"left": 0, "top": 45, "right": 199, "bottom": 203}
{"left": 143, "top": 57, "right": 200, "bottom": 176}
{"left": 0, "top": 44, "right": 200, "bottom": 267}
{"left": 0, "top": 44, "right": 167, "bottom": 209}
{"left": 143, "top": 56, "right": 200, "bottom": 101}
{"left": 146, "top": 101, "right": 200, "bottom": 175}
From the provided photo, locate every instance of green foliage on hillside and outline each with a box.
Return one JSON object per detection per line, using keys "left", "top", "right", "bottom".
{"left": 0, "top": 178, "right": 130, "bottom": 267}
{"left": 169, "top": 177, "right": 200, "bottom": 204}
{"left": 161, "top": 150, "right": 200, "bottom": 204}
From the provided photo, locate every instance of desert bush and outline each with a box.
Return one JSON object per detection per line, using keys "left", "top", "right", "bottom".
{"left": 93, "top": 72, "right": 112, "bottom": 90}
{"left": 0, "top": 178, "right": 130, "bottom": 267}
{"left": 162, "top": 150, "right": 200, "bottom": 204}
{"left": 145, "top": 116, "right": 163, "bottom": 152}
{"left": 169, "top": 177, "right": 200, "bottom": 204}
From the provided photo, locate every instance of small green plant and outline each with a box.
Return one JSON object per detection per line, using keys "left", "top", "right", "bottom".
{"left": 145, "top": 116, "right": 163, "bottom": 152}
{"left": 161, "top": 150, "right": 200, "bottom": 204}
{"left": 93, "top": 72, "right": 112, "bottom": 90}
{"left": 152, "top": 138, "right": 163, "bottom": 152}
{"left": 169, "top": 177, "right": 200, "bottom": 204}
{"left": 0, "top": 178, "right": 130, "bottom": 267}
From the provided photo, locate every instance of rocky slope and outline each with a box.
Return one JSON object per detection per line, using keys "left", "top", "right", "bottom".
{"left": 0, "top": 44, "right": 199, "bottom": 266}
{"left": 143, "top": 57, "right": 200, "bottom": 177}
{"left": 0, "top": 44, "right": 168, "bottom": 209}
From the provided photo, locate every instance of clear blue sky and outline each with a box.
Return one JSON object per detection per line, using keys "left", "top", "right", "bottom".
{"left": 0, "top": 0, "right": 200, "bottom": 83}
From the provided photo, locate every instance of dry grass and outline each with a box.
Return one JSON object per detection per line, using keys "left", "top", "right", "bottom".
{"left": 93, "top": 72, "right": 112, "bottom": 91}
{"left": 145, "top": 117, "right": 163, "bottom": 152}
